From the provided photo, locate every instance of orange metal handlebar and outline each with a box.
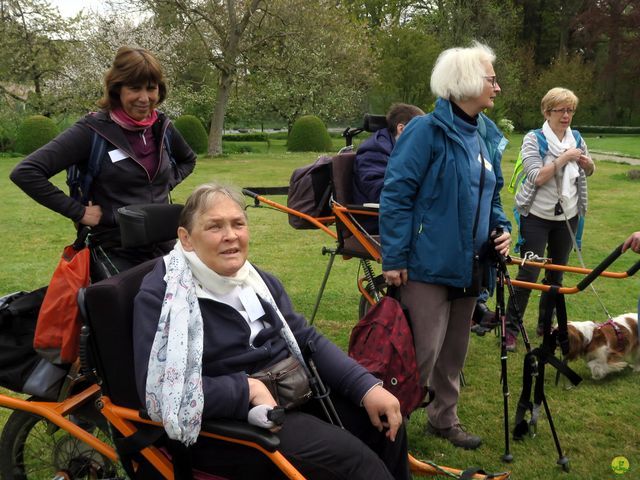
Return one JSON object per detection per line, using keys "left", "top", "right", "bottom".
{"left": 243, "top": 189, "right": 337, "bottom": 239}
{"left": 505, "top": 243, "right": 640, "bottom": 294}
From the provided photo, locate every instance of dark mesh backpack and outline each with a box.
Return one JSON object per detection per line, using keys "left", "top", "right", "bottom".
{"left": 348, "top": 294, "right": 427, "bottom": 417}
{"left": 286, "top": 155, "right": 334, "bottom": 229}
{"left": 0, "top": 288, "right": 67, "bottom": 399}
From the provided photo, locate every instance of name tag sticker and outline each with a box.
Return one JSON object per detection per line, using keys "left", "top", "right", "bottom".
{"left": 483, "top": 157, "right": 493, "bottom": 172}
{"left": 108, "top": 149, "right": 128, "bottom": 163}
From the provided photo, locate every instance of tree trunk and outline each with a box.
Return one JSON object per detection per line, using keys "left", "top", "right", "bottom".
{"left": 208, "top": 72, "right": 234, "bottom": 156}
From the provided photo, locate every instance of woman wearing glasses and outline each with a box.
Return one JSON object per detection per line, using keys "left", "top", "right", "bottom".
{"left": 504, "top": 87, "right": 595, "bottom": 351}
{"left": 380, "top": 42, "right": 511, "bottom": 450}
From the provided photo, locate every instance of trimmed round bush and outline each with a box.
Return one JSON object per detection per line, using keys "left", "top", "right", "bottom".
{"left": 173, "top": 114, "right": 208, "bottom": 154}
{"left": 287, "top": 115, "right": 333, "bottom": 152}
{"left": 15, "top": 115, "right": 58, "bottom": 155}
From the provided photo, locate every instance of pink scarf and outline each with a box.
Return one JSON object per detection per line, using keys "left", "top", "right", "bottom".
{"left": 110, "top": 107, "right": 158, "bottom": 131}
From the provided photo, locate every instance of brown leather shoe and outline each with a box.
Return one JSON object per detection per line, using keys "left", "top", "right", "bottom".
{"left": 426, "top": 422, "right": 482, "bottom": 450}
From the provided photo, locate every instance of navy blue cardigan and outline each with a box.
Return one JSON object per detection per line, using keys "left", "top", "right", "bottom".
{"left": 133, "top": 259, "right": 379, "bottom": 420}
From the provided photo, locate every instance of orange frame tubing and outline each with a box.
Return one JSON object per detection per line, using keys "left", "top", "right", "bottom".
{"left": 0, "top": 385, "right": 117, "bottom": 461}
{"left": 331, "top": 204, "right": 382, "bottom": 261}
{"left": 409, "top": 454, "right": 510, "bottom": 479}
{"left": 0, "top": 389, "right": 510, "bottom": 479}
{"left": 505, "top": 245, "right": 640, "bottom": 294}
{"left": 243, "top": 190, "right": 337, "bottom": 239}
{"left": 101, "top": 396, "right": 305, "bottom": 480}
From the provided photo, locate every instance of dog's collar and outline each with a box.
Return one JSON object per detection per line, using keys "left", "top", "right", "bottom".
{"left": 597, "top": 319, "right": 625, "bottom": 351}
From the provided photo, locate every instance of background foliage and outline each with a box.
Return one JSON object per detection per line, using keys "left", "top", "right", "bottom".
{"left": 2, "top": 0, "right": 640, "bottom": 155}
{"left": 1, "top": 138, "right": 639, "bottom": 478}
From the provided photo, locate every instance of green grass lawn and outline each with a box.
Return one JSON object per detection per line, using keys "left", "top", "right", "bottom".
{"left": 581, "top": 134, "right": 640, "bottom": 158}
{"left": 1, "top": 137, "right": 639, "bottom": 479}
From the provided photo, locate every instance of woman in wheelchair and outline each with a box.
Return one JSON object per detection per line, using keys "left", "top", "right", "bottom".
{"left": 133, "top": 182, "right": 410, "bottom": 479}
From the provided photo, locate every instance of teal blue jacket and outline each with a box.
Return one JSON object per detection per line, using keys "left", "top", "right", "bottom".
{"left": 380, "top": 98, "right": 511, "bottom": 289}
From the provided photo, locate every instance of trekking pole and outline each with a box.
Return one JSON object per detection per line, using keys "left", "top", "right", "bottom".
{"left": 304, "top": 340, "right": 343, "bottom": 428}
{"left": 495, "top": 258, "right": 513, "bottom": 463}
{"left": 492, "top": 227, "right": 513, "bottom": 463}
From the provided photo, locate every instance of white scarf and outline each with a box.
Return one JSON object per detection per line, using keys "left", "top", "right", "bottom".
{"left": 542, "top": 120, "right": 580, "bottom": 202}
{"left": 145, "top": 243, "right": 305, "bottom": 445}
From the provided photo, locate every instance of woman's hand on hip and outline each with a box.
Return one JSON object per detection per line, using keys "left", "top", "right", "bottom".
{"left": 362, "top": 384, "right": 403, "bottom": 442}
{"left": 383, "top": 269, "right": 407, "bottom": 287}
{"left": 81, "top": 202, "right": 102, "bottom": 227}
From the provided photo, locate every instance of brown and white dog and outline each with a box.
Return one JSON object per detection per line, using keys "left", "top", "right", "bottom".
{"left": 563, "top": 313, "right": 639, "bottom": 380}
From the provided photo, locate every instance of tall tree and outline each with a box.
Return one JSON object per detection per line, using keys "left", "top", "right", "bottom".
{"left": 135, "top": 0, "right": 270, "bottom": 155}
{"left": 369, "top": 24, "right": 441, "bottom": 112}
{"left": 573, "top": 0, "right": 640, "bottom": 124}
{"left": 0, "top": 0, "right": 79, "bottom": 113}
{"left": 238, "top": 1, "right": 373, "bottom": 131}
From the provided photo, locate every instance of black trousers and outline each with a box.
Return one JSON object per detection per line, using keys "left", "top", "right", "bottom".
{"left": 506, "top": 213, "right": 578, "bottom": 335}
{"left": 190, "top": 394, "right": 410, "bottom": 480}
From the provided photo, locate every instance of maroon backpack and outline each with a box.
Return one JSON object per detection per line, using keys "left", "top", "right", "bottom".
{"left": 348, "top": 295, "right": 427, "bottom": 417}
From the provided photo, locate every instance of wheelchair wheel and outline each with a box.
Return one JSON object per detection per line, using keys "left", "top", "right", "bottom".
{"left": 0, "top": 409, "right": 122, "bottom": 480}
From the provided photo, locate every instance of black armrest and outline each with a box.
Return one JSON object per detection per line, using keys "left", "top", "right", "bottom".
{"left": 201, "top": 418, "right": 280, "bottom": 451}
{"left": 118, "top": 204, "right": 183, "bottom": 248}
{"left": 346, "top": 204, "right": 379, "bottom": 212}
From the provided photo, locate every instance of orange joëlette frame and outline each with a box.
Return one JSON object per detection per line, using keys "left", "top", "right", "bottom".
{"left": 0, "top": 387, "right": 511, "bottom": 479}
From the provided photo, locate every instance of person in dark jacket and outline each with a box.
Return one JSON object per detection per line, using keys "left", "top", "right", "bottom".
{"left": 380, "top": 42, "right": 511, "bottom": 450}
{"left": 10, "top": 46, "right": 196, "bottom": 280}
{"left": 133, "top": 182, "right": 410, "bottom": 480}
{"left": 352, "top": 103, "right": 424, "bottom": 223}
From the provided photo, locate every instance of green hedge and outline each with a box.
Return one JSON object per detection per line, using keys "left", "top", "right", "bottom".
{"left": 222, "top": 133, "right": 270, "bottom": 143}
{"left": 15, "top": 115, "right": 58, "bottom": 155}
{"left": 173, "top": 114, "right": 208, "bottom": 154}
{"left": 287, "top": 115, "right": 333, "bottom": 152}
{"left": 572, "top": 125, "right": 640, "bottom": 134}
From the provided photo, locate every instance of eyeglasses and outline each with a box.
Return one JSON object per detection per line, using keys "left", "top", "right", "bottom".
{"left": 483, "top": 76, "right": 498, "bottom": 87}
{"left": 549, "top": 108, "right": 575, "bottom": 115}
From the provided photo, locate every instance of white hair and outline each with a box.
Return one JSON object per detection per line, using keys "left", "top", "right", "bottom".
{"left": 430, "top": 41, "right": 496, "bottom": 102}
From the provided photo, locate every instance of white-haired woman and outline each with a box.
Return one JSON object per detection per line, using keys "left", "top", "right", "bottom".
{"left": 380, "top": 42, "right": 511, "bottom": 450}
{"left": 504, "top": 88, "right": 594, "bottom": 349}
{"left": 133, "top": 182, "right": 410, "bottom": 479}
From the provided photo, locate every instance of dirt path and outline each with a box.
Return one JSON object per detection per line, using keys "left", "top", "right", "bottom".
{"left": 590, "top": 152, "right": 640, "bottom": 166}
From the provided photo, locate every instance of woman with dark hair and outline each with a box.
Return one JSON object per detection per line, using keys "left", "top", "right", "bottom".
{"left": 380, "top": 41, "right": 511, "bottom": 450}
{"left": 11, "top": 46, "right": 196, "bottom": 280}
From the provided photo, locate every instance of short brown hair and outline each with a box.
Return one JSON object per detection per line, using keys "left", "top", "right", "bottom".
{"left": 97, "top": 46, "right": 167, "bottom": 110}
{"left": 541, "top": 87, "right": 579, "bottom": 116}
{"left": 179, "top": 183, "right": 247, "bottom": 232}
{"left": 386, "top": 103, "right": 424, "bottom": 136}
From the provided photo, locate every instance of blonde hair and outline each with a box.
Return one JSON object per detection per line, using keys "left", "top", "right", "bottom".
{"left": 541, "top": 87, "right": 579, "bottom": 115}
{"left": 179, "top": 183, "right": 247, "bottom": 232}
{"left": 430, "top": 41, "right": 496, "bottom": 102}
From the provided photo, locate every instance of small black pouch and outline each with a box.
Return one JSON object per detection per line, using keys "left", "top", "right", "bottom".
{"left": 251, "top": 356, "right": 312, "bottom": 410}
{"left": 448, "top": 253, "right": 484, "bottom": 300}
{"left": 554, "top": 201, "right": 564, "bottom": 216}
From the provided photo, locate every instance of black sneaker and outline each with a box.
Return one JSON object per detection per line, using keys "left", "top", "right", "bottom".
{"left": 426, "top": 422, "right": 482, "bottom": 450}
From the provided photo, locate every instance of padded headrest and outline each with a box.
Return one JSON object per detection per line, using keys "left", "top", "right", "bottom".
{"left": 330, "top": 153, "right": 356, "bottom": 206}
{"left": 363, "top": 114, "right": 388, "bottom": 133}
{"left": 118, "top": 204, "right": 183, "bottom": 248}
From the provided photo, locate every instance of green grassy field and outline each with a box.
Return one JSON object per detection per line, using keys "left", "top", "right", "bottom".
{"left": 0, "top": 136, "right": 639, "bottom": 479}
